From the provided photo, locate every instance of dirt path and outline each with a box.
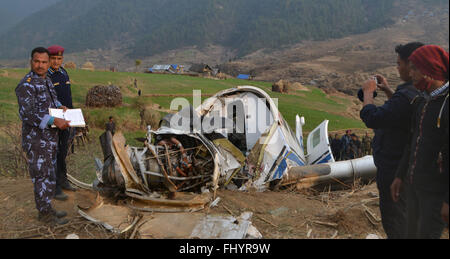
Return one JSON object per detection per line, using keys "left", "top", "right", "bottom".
{"left": 0, "top": 178, "right": 111, "bottom": 239}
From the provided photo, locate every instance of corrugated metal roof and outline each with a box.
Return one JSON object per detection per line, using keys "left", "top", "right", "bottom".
{"left": 237, "top": 74, "right": 250, "bottom": 80}
{"left": 152, "top": 65, "right": 172, "bottom": 70}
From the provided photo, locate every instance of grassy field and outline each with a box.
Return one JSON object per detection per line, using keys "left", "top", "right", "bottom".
{"left": 0, "top": 68, "right": 365, "bottom": 139}
{"left": 0, "top": 67, "right": 366, "bottom": 179}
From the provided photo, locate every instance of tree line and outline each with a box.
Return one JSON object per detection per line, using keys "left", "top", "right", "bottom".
{"left": 0, "top": 0, "right": 400, "bottom": 59}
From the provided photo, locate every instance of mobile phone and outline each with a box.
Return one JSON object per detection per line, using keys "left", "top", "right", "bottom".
{"left": 372, "top": 76, "right": 379, "bottom": 85}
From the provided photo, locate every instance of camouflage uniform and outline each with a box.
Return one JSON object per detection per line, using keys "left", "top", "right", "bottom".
{"left": 362, "top": 135, "right": 373, "bottom": 156}
{"left": 15, "top": 71, "right": 62, "bottom": 214}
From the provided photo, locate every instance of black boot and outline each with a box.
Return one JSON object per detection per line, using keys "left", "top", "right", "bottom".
{"left": 61, "top": 181, "right": 77, "bottom": 192}
{"left": 38, "top": 211, "right": 69, "bottom": 226}
{"left": 51, "top": 208, "right": 68, "bottom": 218}
{"left": 54, "top": 186, "right": 68, "bottom": 201}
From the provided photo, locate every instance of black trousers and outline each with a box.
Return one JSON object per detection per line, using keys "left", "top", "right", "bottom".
{"left": 376, "top": 168, "right": 407, "bottom": 239}
{"left": 56, "top": 129, "right": 70, "bottom": 191}
{"left": 405, "top": 182, "right": 446, "bottom": 239}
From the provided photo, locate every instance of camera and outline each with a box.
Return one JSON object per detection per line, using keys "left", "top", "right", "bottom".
{"left": 358, "top": 88, "right": 378, "bottom": 102}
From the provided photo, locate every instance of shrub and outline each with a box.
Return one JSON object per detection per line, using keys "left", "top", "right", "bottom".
{"left": 0, "top": 123, "right": 28, "bottom": 177}
{"left": 140, "top": 107, "right": 161, "bottom": 130}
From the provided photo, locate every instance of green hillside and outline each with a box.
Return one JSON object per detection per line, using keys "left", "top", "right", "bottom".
{"left": 0, "top": 68, "right": 365, "bottom": 142}
{"left": 0, "top": 0, "right": 397, "bottom": 59}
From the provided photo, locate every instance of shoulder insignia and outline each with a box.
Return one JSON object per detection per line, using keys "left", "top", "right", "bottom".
{"left": 26, "top": 78, "right": 31, "bottom": 83}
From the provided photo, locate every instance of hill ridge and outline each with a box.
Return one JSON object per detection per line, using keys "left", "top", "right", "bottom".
{"left": 0, "top": 0, "right": 396, "bottom": 59}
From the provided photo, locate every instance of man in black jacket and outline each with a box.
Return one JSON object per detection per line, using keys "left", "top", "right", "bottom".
{"left": 391, "top": 45, "right": 449, "bottom": 238}
{"left": 360, "top": 42, "right": 424, "bottom": 238}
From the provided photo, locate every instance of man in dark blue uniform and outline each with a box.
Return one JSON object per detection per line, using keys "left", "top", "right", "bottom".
{"left": 47, "top": 45, "right": 76, "bottom": 201}
{"left": 360, "top": 42, "right": 424, "bottom": 238}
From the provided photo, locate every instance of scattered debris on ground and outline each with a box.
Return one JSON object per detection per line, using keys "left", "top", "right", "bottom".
{"left": 1, "top": 177, "right": 448, "bottom": 239}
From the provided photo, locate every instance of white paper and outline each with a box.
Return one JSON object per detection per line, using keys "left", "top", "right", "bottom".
{"left": 49, "top": 108, "right": 86, "bottom": 128}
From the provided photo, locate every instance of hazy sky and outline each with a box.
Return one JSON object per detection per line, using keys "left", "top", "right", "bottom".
{"left": 0, "top": 0, "right": 61, "bottom": 13}
{"left": 0, "top": 0, "right": 62, "bottom": 34}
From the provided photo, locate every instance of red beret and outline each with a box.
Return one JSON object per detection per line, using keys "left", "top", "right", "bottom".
{"left": 48, "top": 45, "right": 65, "bottom": 56}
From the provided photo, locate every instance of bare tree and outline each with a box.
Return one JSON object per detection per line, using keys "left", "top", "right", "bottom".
{"left": 135, "top": 59, "right": 142, "bottom": 73}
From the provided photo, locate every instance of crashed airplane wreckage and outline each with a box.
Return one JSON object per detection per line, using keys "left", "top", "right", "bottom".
{"left": 70, "top": 86, "right": 377, "bottom": 213}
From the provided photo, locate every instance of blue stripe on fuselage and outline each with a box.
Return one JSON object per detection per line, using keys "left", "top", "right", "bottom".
{"left": 317, "top": 153, "right": 332, "bottom": 164}
{"left": 287, "top": 152, "right": 305, "bottom": 166}
{"left": 273, "top": 159, "right": 287, "bottom": 180}
{"left": 272, "top": 149, "right": 304, "bottom": 180}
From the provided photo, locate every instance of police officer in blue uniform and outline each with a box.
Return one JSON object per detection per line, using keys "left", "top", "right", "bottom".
{"left": 47, "top": 45, "right": 77, "bottom": 201}
{"left": 16, "top": 47, "right": 70, "bottom": 225}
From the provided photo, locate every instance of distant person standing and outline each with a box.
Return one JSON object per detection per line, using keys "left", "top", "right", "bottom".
{"left": 16, "top": 47, "right": 70, "bottom": 225}
{"left": 106, "top": 116, "right": 116, "bottom": 136}
{"left": 361, "top": 132, "right": 373, "bottom": 156}
{"left": 360, "top": 42, "right": 424, "bottom": 238}
{"left": 47, "top": 45, "right": 77, "bottom": 202}
{"left": 331, "top": 134, "right": 342, "bottom": 161}
{"left": 340, "top": 130, "right": 352, "bottom": 160}
{"left": 350, "top": 134, "right": 362, "bottom": 158}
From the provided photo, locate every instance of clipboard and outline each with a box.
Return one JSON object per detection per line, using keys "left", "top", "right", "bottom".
{"left": 49, "top": 108, "right": 86, "bottom": 128}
